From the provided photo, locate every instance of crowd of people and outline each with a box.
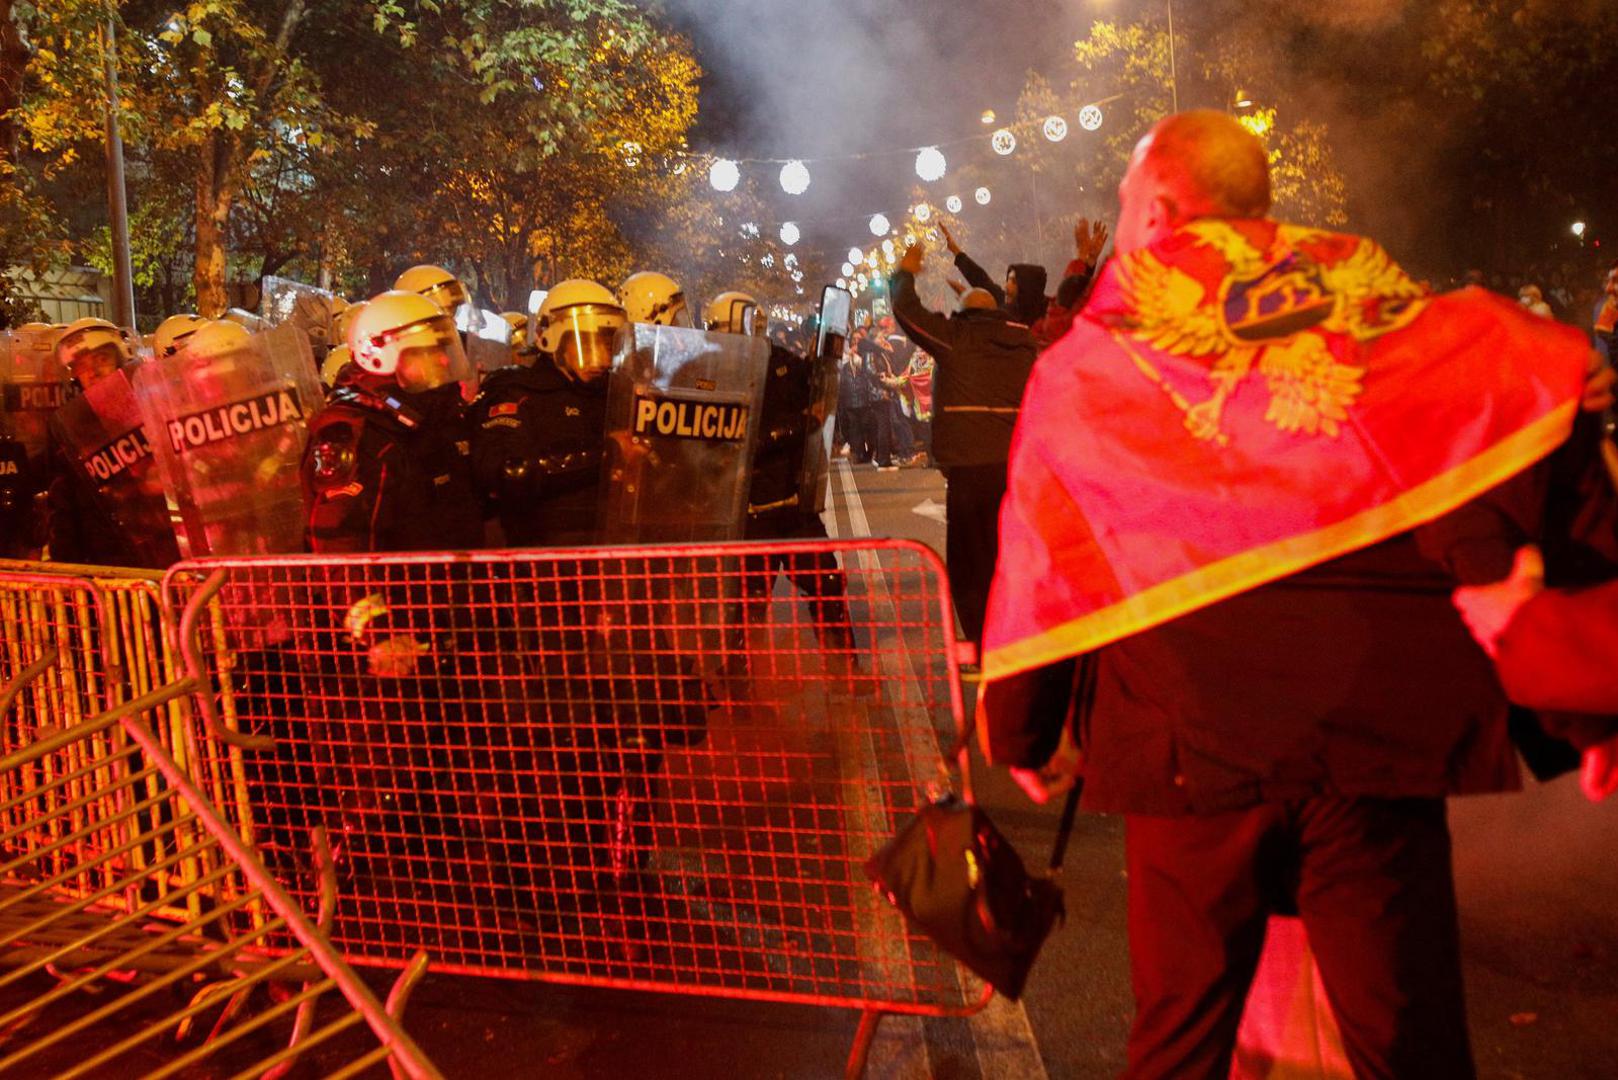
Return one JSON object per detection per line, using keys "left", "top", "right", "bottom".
{"left": 4, "top": 102, "right": 1618, "bottom": 1077}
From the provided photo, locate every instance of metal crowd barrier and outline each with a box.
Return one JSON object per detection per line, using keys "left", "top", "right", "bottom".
{"left": 0, "top": 560, "right": 203, "bottom": 788}
{"left": 0, "top": 622, "right": 443, "bottom": 1077}
{"left": 165, "top": 539, "right": 990, "bottom": 1077}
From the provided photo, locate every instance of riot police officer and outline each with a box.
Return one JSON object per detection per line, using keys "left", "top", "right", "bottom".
{"left": 393, "top": 264, "right": 470, "bottom": 321}
{"left": 56, "top": 317, "right": 131, "bottom": 391}
{"left": 711, "top": 292, "right": 856, "bottom": 653}
{"left": 470, "top": 279, "right": 624, "bottom": 546}
{"left": 151, "top": 313, "right": 206, "bottom": 358}
{"left": 301, "top": 290, "right": 483, "bottom": 553}
{"left": 44, "top": 317, "right": 181, "bottom": 566}
{"left": 618, "top": 271, "right": 692, "bottom": 327}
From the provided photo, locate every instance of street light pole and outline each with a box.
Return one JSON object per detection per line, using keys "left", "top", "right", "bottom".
{"left": 101, "top": 9, "right": 136, "bottom": 330}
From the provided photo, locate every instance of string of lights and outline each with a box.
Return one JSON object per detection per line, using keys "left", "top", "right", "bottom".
{"left": 634, "top": 91, "right": 1130, "bottom": 195}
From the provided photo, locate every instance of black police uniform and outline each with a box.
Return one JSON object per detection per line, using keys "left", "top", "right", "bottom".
{"left": 469, "top": 361, "right": 607, "bottom": 547}
{"left": 740, "top": 344, "right": 854, "bottom": 648}
{"left": 302, "top": 375, "right": 483, "bottom": 554}
{"left": 0, "top": 431, "right": 41, "bottom": 558}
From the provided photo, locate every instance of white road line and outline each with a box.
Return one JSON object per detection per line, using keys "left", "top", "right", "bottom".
{"left": 831, "top": 461, "right": 1050, "bottom": 1080}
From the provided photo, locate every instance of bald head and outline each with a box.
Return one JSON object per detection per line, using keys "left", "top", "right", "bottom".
{"left": 1115, "top": 110, "right": 1272, "bottom": 254}
{"left": 961, "top": 288, "right": 998, "bottom": 312}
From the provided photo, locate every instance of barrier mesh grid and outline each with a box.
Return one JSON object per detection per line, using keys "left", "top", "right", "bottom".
{"left": 167, "top": 540, "right": 982, "bottom": 1014}
{"left": 0, "top": 686, "right": 442, "bottom": 1078}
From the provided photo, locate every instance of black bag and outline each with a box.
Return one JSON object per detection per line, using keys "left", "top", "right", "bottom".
{"left": 864, "top": 787, "right": 1076, "bottom": 999}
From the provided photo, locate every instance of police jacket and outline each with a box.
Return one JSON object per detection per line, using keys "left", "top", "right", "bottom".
{"left": 302, "top": 379, "right": 483, "bottom": 554}
{"left": 746, "top": 345, "right": 815, "bottom": 520}
{"left": 889, "top": 268, "right": 1037, "bottom": 467}
{"left": 469, "top": 361, "right": 607, "bottom": 547}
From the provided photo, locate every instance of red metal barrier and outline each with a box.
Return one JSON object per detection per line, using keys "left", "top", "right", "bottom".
{"left": 165, "top": 540, "right": 990, "bottom": 1073}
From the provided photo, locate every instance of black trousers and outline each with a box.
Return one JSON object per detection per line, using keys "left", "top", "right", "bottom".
{"left": 1122, "top": 797, "right": 1475, "bottom": 1080}
{"left": 942, "top": 463, "right": 1007, "bottom": 649}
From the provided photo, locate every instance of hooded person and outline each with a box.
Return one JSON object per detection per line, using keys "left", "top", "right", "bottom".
{"left": 887, "top": 251, "right": 1038, "bottom": 648}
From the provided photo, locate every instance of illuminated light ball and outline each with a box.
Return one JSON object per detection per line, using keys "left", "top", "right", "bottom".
{"left": 795, "top": 285, "right": 804, "bottom": 295}
{"left": 945, "top": 194, "right": 963, "bottom": 214}
{"left": 1078, "top": 104, "right": 1104, "bottom": 132}
{"left": 848, "top": 246, "right": 865, "bottom": 265}
{"left": 866, "top": 250, "right": 881, "bottom": 269}
{"left": 791, "top": 270, "right": 804, "bottom": 283}
{"left": 836, "top": 277, "right": 847, "bottom": 289}
{"left": 620, "top": 140, "right": 643, "bottom": 166}
{"left": 740, "top": 221, "right": 760, "bottom": 237}
{"left": 780, "top": 221, "right": 801, "bottom": 245}
{"left": 1573, "top": 221, "right": 1588, "bottom": 238}
{"left": 1043, "top": 115, "right": 1068, "bottom": 143}
{"left": 881, "top": 238, "right": 896, "bottom": 257}
{"left": 981, "top": 109, "right": 996, "bottom": 125}
{"left": 857, "top": 272, "right": 868, "bottom": 286}
{"left": 869, "top": 213, "right": 890, "bottom": 236}
{"left": 915, "top": 146, "right": 947, "bottom": 182}
{"left": 841, "top": 261, "right": 855, "bottom": 277}
{"left": 784, "top": 253, "right": 798, "bottom": 269}
{"left": 673, "top": 161, "right": 687, "bottom": 175}
{"left": 779, "top": 159, "right": 811, "bottom": 195}
{"left": 926, "top": 228, "right": 940, "bottom": 243}
{"left": 991, "top": 128, "right": 1017, "bottom": 155}
{"left": 975, "top": 186, "right": 992, "bottom": 206}
{"left": 914, "top": 202, "right": 932, "bottom": 222}
{"left": 761, "top": 253, "right": 776, "bottom": 268}
{"left": 709, "top": 158, "right": 740, "bottom": 192}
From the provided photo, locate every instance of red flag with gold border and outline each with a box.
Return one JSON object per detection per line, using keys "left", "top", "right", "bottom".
{"left": 979, "top": 219, "right": 1590, "bottom": 731}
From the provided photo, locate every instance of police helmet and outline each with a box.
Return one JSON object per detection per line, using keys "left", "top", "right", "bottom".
{"left": 536, "top": 280, "right": 625, "bottom": 383}
{"left": 617, "top": 271, "right": 691, "bottom": 327}
{"left": 394, "top": 264, "right": 470, "bottom": 316}
{"left": 703, "top": 290, "right": 763, "bottom": 336}
{"left": 152, "top": 313, "right": 206, "bottom": 357}
{"left": 331, "top": 300, "right": 365, "bottom": 349}
{"left": 499, "top": 311, "right": 530, "bottom": 347}
{"left": 349, "top": 290, "right": 471, "bottom": 393}
{"left": 183, "top": 318, "right": 254, "bottom": 357}
{"left": 55, "top": 317, "right": 132, "bottom": 388}
{"left": 320, "top": 343, "right": 352, "bottom": 387}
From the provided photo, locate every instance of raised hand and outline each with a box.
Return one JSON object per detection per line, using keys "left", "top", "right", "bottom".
{"left": 939, "top": 220, "right": 962, "bottom": 256}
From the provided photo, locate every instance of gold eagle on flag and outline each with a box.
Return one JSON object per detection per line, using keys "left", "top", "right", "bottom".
{"left": 1115, "top": 221, "right": 1430, "bottom": 444}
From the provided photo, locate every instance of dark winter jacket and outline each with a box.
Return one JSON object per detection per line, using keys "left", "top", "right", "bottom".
{"left": 953, "top": 251, "right": 1049, "bottom": 326}
{"left": 889, "top": 268, "right": 1037, "bottom": 468}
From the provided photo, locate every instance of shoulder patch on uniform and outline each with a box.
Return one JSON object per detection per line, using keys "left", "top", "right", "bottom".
{"left": 490, "top": 402, "right": 519, "bottom": 418}
{"left": 327, "top": 481, "right": 364, "bottom": 498}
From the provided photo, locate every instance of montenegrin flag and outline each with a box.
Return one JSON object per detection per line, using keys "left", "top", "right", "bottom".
{"left": 979, "top": 218, "right": 1591, "bottom": 740}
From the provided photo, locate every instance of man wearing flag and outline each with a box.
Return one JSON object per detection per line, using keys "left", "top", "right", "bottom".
{"left": 978, "top": 110, "right": 1611, "bottom": 1079}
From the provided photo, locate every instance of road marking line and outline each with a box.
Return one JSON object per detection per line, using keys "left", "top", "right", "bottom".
{"left": 832, "top": 461, "right": 1050, "bottom": 1080}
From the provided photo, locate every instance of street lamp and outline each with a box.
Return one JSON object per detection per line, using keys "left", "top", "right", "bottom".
{"left": 1572, "top": 221, "right": 1588, "bottom": 239}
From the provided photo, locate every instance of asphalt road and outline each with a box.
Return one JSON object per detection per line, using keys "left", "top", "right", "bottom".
{"left": 363, "top": 461, "right": 1618, "bottom": 1079}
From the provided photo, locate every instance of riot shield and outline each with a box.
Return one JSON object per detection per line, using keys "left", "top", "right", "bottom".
{"left": 600, "top": 323, "right": 768, "bottom": 544}
{"left": 261, "top": 274, "right": 337, "bottom": 329}
{"left": 49, "top": 370, "right": 180, "bottom": 569}
{"left": 133, "top": 323, "right": 323, "bottom": 558}
{"left": 802, "top": 286, "right": 852, "bottom": 514}
{"left": 0, "top": 327, "right": 72, "bottom": 464}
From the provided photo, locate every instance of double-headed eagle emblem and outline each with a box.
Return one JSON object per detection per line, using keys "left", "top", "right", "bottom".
{"left": 1115, "top": 222, "right": 1429, "bottom": 444}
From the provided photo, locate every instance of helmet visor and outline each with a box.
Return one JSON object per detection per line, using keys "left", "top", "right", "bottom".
{"left": 421, "top": 278, "right": 470, "bottom": 315}
{"left": 667, "top": 294, "right": 693, "bottom": 328}
{"left": 553, "top": 304, "right": 625, "bottom": 382}
{"left": 382, "top": 315, "right": 473, "bottom": 393}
